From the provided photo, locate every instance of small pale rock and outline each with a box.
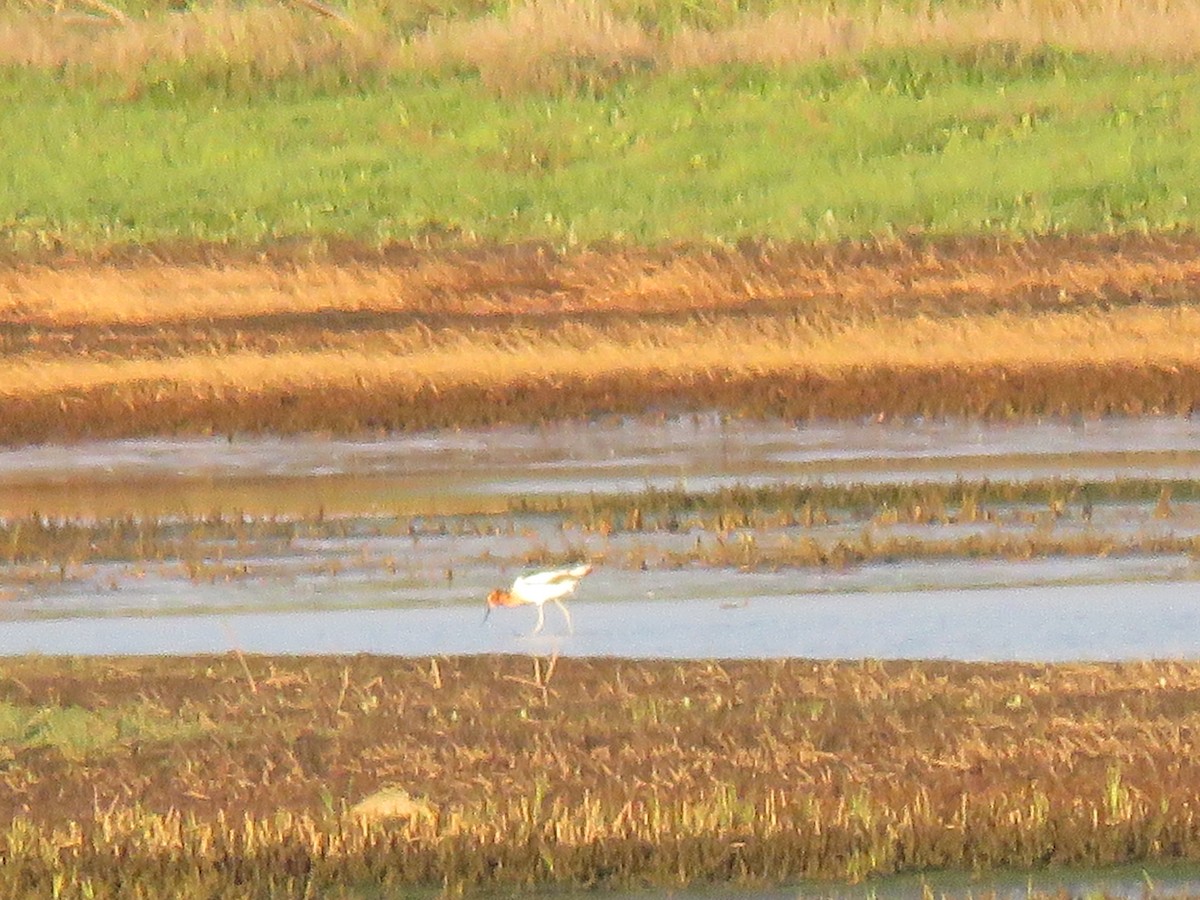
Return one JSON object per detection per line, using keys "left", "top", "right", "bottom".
{"left": 349, "top": 787, "right": 436, "bottom": 823}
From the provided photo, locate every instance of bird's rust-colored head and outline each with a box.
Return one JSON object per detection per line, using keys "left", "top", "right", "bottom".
{"left": 486, "top": 589, "right": 518, "bottom": 608}
{"left": 483, "top": 588, "right": 513, "bottom": 623}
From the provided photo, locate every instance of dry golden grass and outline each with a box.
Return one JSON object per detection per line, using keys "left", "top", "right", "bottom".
{"left": 0, "top": 4, "right": 393, "bottom": 81}
{"left": 660, "top": 0, "right": 1200, "bottom": 68}
{"left": 4, "top": 236, "right": 1200, "bottom": 440}
{"left": 7, "top": 0, "right": 1200, "bottom": 86}
{"left": 409, "top": 0, "right": 1200, "bottom": 86}
{"left": 406, "top": 0, "right": 656, "bottom": 95}
{"left": 4, "top": 304, "right": 1200, "bottom": 400}
{"left": 7, "top": 237, "right": 1200, "bottom": 326}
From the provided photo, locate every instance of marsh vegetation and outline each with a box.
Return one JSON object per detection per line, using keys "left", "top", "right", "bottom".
{"left": 3, "top": 655, "right": 1200, "bottom": 897}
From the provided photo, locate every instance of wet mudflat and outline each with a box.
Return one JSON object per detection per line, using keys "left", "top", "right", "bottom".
{"left": 1, "top": 414, "right": 1199, "bottom": 660}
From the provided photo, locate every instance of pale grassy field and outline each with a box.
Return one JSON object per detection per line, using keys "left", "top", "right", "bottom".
{"left": 9, "top": 0, "right": 1200, "bottom": 80}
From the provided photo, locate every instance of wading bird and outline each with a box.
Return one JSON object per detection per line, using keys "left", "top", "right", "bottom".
{"left": 484, "top": 563, "right": 593, "bottom": 635}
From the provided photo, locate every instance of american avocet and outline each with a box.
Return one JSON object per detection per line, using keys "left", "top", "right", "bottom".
{"left": 484, "top": 563, "right": 593, "bottom": 635}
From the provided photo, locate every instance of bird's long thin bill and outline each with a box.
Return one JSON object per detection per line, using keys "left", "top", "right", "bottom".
{"left": 482, "top": 605, "right": 491, "bottom": 624}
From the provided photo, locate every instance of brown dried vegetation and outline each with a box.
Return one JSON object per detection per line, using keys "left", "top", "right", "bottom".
{"left": 3, "top": 655, "right": 1200, "bottom": 894}
{"left": 5, "top": 235, "right": 1200, "bottom": 443}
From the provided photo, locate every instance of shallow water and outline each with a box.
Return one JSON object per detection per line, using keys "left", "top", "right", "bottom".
{"left": 4, "top": 414, "right": 1200, "bottom": 518}
{"left": 2, "top": 415, "right": 1200, "bottom": 660}
{"left": 548, "top": 862, "right": 1200, "bottom": 899}
{"left": 3, "top": 577, "right": 1199, "bottom": 661}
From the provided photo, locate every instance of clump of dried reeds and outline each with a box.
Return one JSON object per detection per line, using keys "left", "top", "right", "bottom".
{"left": 405, "top": 0, "right": 656, "bottom": 96}
{"left": 541, "top": 477, "right": 1200, "bottom": 531}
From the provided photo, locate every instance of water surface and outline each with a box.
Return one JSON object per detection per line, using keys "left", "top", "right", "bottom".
{"left": 2, "top": 415, "right": 1199, "bottom": 660}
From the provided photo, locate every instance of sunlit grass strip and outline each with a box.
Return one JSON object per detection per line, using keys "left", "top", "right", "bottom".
{"left": 4, "top": 791, "right": 1200, "bottom": 897}
{"left": 5, "top": 305, "right": 1200, "bottom": 400}
{"left": 5, "top": 238, "right": 1200, "bottom": 439}
{"left": 5, "top": 238, "right": 1200, "bottom": 327}
{"left": 3, "top": 362, "right": 1194, "bottom": 442}
{"left": 5, "top": 656, "right": 1200, "bottom": 894}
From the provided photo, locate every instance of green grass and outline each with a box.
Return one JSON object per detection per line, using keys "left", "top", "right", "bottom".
{"left": 2, "top": 47, "right": 1197, "bottom": 251}
{"left": 0, "top": 700, "right": 209, "bottom": 758}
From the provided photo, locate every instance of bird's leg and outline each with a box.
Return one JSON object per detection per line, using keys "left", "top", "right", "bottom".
{"left": 532, "top": 604, "right": 546, "bottom": 635}
{"left": 554, "top": 599, "right": 574, "bottom": 635}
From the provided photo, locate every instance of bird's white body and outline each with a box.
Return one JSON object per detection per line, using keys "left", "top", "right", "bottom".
{"left": 486, "top": 563, "right": 592, "bottom": 634}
